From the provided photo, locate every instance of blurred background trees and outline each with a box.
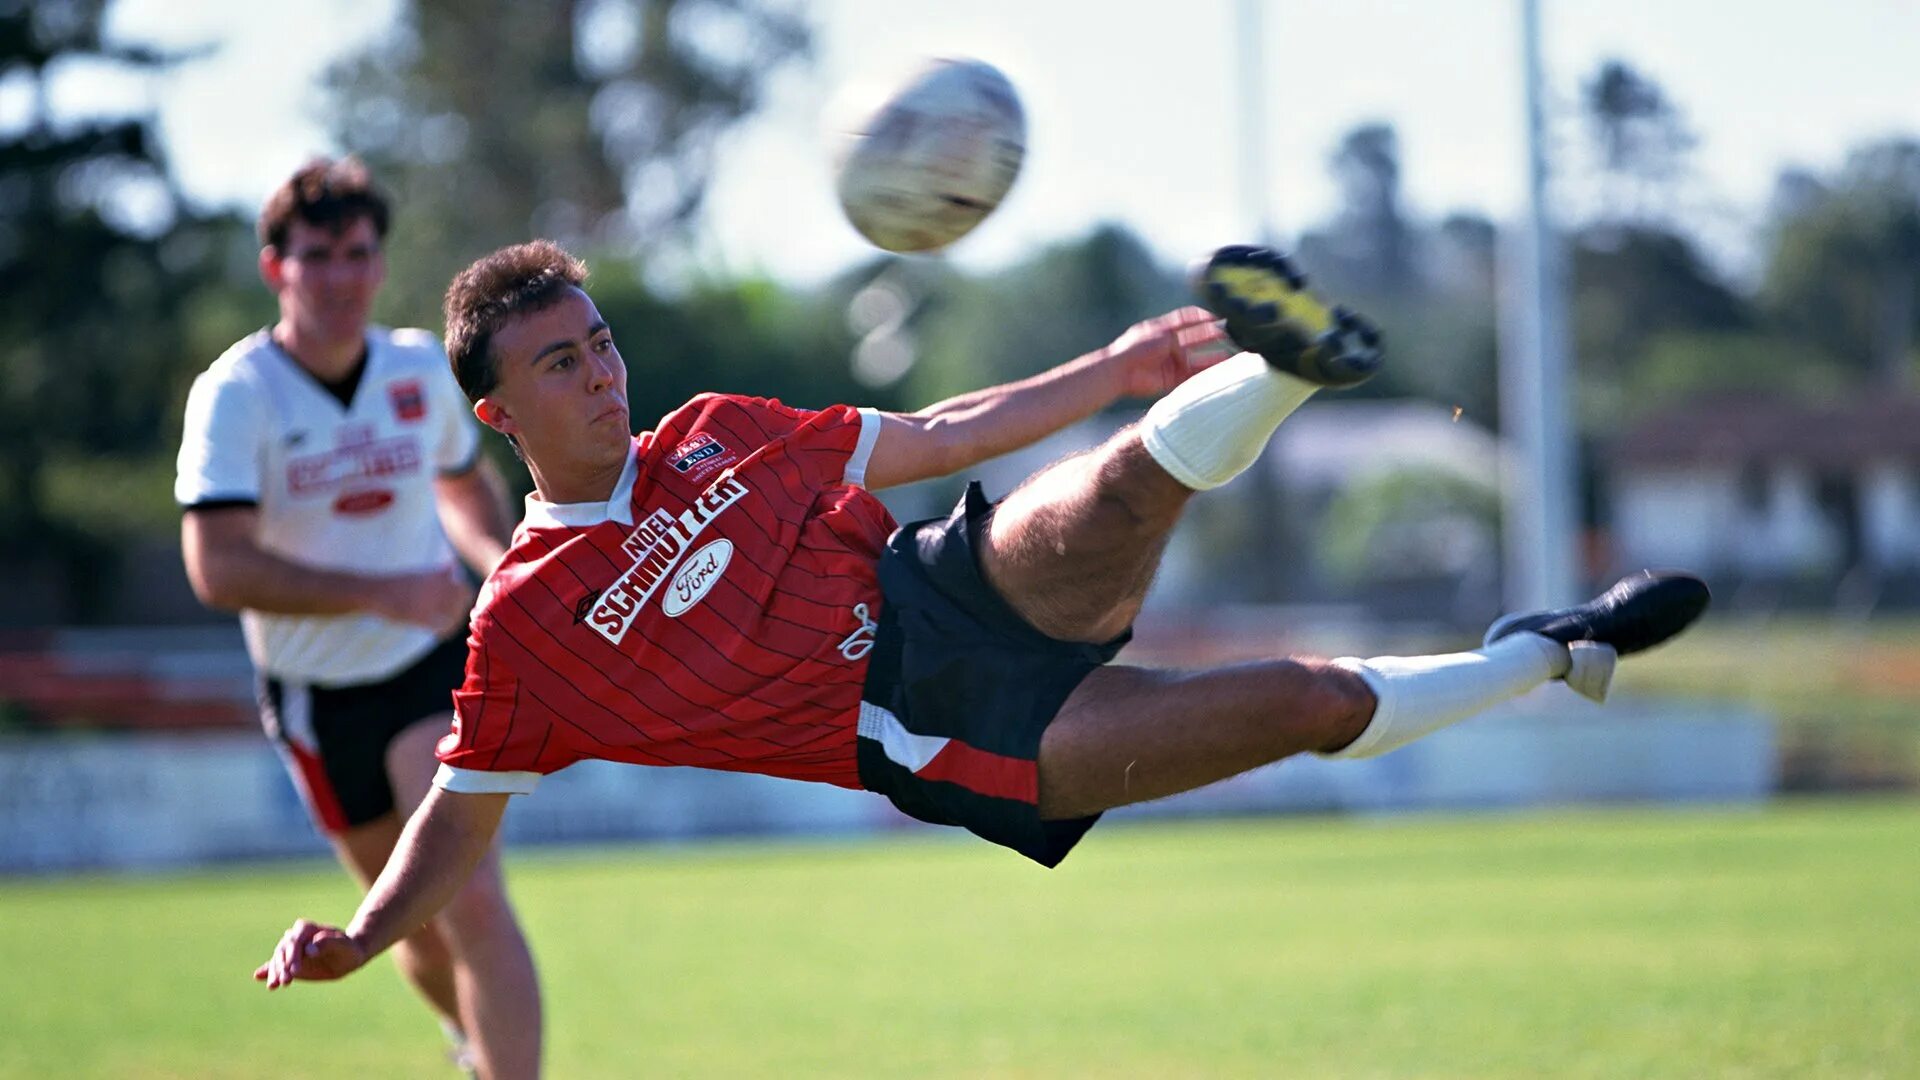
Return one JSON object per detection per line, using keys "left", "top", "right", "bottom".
{"left": 321, "top": 0, "right": 813, "bottom": 324}
{"left": 1, "top": 2, "right": 1914, "bottom": 623}
{"left": 0, "top": 0, "right": 251, "bottom": 616}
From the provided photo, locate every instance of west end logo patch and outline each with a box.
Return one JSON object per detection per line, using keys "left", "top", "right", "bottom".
{"left": 663, "top": 539, "right": 732, "bottom": 617}
{"left": 669, "top": 432, "right": 737, "bottom": 481}
{"left": 388, "top": 379, "right": 426, "bottom": 422}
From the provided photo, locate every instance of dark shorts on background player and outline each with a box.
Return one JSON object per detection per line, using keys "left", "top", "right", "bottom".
{"left": 258, "top": 634, "right": 469, "bottom": 834}
{"left": 858, "top": 481, "right": 1127, "bottom": 868}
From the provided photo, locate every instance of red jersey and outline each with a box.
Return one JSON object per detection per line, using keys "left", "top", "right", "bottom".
{"left": 435, "top": 394, "right": 895, "bottom": 794}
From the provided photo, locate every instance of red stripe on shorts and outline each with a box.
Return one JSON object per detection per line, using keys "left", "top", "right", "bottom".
{"left": 916, "top": 740, "right": 1038, "bottom": 805}
{"left": 283, "top": 739, "right": 350, "bottom": 834}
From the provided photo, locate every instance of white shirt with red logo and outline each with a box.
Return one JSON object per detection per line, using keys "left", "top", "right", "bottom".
{"left": 175, "top": 327, "right": 480, "bottom": 686}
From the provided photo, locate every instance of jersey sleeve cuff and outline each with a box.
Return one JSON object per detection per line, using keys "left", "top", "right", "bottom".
{"left": 846, "top": 408, "right": 883, "bottom": 488}
{"left": 433, "top": 763, "right": 542, "bottom": 795}
{"left": 179, "top": 495, "right": 261, "bottom": 511}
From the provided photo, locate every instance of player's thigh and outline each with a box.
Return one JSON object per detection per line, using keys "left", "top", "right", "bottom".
{"left": 1037, "top": 660, "right": 1362, "bottom": 818}
{"left": 328, "top": 812, "right": 405, "bottom": 888}
{"left": 980, "top": 439, "right": 1188, "bottom": 639}
{"left": 385, "top": 711, "right": 455, "bottom": 815}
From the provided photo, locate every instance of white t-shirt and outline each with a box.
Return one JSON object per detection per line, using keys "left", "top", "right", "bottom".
{"left": 175, "top": 327, "right": 481, "bottom": 686}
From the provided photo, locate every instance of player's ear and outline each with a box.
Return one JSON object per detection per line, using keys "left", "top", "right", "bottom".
{"left": 474, "top": 397, "right": 518, "bottom": 439}
{"left": 258, "top": 247, "right": 285, "bottom": 292}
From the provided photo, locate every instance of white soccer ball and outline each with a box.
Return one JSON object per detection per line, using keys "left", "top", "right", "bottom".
{"left": 833, "top": 58, "right": 1026, "bottom": 254}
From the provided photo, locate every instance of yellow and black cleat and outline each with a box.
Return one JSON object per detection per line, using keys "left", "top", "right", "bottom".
{"left": 1191, "top": 245, "right": 1384, "bottom": 388}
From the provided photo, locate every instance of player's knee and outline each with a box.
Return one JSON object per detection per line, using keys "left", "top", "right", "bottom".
{"left": 436, "top": 875, "right": 522, "bottom": 947}
{"left": 398, "top": 921, "right": 455, "bottom": 973}
{"left": 1289, "top": 658, "right": 1376, "bottom": 742}
{"left": 1090, "top": 449, "right": 1183, "bottom": 537}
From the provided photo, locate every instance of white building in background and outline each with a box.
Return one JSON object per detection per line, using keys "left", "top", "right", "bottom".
{"left": 1269, "top": 399, "right": 1503, "bottom": 494}
{"left": 1608, "top": 394, "right": 1920, "bottom": 581}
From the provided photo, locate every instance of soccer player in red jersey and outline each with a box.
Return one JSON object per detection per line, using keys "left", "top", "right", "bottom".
{"left": 259, "top": 242, "right": 1708, "bottom": 1053}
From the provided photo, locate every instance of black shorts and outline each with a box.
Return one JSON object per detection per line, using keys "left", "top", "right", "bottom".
{"left": 257, "top": 634, "right": 469, "bottom": 834}
{"left": 858, "top": 482, "right": 1128, "bottom": 867}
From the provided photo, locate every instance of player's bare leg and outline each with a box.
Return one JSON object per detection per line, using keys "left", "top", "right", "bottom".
{"left": 1039, "top": 572, "right": 1712, "bottom": 819}
{"left": 982, "top": 435, "right": 1194, "bottom": 644}
{"left": 386, "top": 718, "right": 543, "bottom": 1080}
{"left": 994, "top": 247, "right": 1710, "bottom": 819}
{"left": 1038, "top": 660, "right": 1371, "bottom": 817}
{"left": 983, "top": 245, "right": 1382, "bottom": 645}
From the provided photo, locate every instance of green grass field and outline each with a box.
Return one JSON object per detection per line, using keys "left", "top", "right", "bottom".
{"left": 3, "top": 800, "right": 1916, "bottom": 1079}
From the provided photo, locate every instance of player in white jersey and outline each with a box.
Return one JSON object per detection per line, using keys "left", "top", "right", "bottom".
{"left": 175, "top": 159, "right": 541, "bottom": 1078}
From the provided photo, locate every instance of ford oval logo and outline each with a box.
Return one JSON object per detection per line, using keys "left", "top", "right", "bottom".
{"left": 663, "top": 538, "right": 732, "bottom": 617}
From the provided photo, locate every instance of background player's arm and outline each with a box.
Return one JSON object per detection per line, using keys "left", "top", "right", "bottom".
{"left": 434, "top": 454, "right": 515, "bottom": 577}
{"left": 862, "top": 307, "right": 1232, "bottom": 490}
{"left": 182, "top": 506, "right": 471, "bottom": 632}
{"left": 257, "top": 787, "right": 508, "bottom": 989}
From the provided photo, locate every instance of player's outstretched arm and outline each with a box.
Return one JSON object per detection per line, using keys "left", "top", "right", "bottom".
{"left": 860, "top": 307, "right": 1235, "bottom": 490}
{"left": 255, "top": 787, "right": 508, "bottom": 990}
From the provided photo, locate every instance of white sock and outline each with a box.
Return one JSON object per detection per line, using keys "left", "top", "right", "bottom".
{"left": 1139, "top": 351, "right": 1318, "bottom": 491}
{"left": 441, "top": 1021, "right": 474, "bottom": 1071}
{"left": 1320, "top": 633, "right": 1572, "bottom": 760}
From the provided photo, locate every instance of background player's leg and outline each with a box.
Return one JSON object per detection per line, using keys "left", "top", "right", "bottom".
{"left": 329, "top": 818, "right": 463, "bottom": 1025}
{"left": 386, "top": 716, "right": 543, "bottom": 1080}
{"left": 980, "top": 431, "right": 1196, "bottom": 644}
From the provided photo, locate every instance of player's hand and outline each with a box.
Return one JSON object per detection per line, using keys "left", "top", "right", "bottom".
{"left": 372, "top": 565, "right": 474, "bottom": 635}
{"left": 1103, "top": 306, "right": 1237, "bottom": 399}
{"left": 255, "top": 919, "right": 368, "bottom": 989}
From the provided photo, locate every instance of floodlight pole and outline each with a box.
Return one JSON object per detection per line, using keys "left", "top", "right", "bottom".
{"left": 1236, "top": 0, "right": 1277, "bottom": 245}
{"left": 1499, "top": 0, "right": 1579, "bottom": 611}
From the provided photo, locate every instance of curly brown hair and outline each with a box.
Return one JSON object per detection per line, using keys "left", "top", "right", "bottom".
{"left": 443, "top": 240, "right": 590, "bottom": 402}
{"left": 258, "top": 157, "right": 390, "bottom": 251}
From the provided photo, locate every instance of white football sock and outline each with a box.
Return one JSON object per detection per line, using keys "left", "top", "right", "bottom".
{"left": 1320, "top": 633, "right": 1572, "bottom": 760}
{"left": 1139, "top": 351, "right": 1318, "bottom": 491}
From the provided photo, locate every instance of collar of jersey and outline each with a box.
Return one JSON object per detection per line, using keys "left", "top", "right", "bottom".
{"left": 521, "top": 440, "right": 639, "bottom": 529}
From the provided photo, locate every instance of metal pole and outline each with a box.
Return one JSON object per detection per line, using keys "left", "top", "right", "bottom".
{"left": 1234, "top": 0, "right": 1291, "bottom": 601}
{"left": 1237, "top": 0, "right": 1276, "bottom": 244}
{"left": 1499, "top": 0, "right": 1579, "bottom": 611}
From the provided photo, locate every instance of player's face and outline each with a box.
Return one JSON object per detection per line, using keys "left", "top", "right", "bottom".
{"left": 481, "top": 287, "right": 631, "bottom": 490}
{"left": 263, "top": 216, "right": 385, "bottom": 344}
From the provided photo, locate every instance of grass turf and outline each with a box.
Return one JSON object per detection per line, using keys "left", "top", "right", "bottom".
{"left": 2, "top": 799, "right": 1914, "bottom": 1079}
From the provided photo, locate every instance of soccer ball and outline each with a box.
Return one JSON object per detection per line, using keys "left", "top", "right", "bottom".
{"left": 833, "top": 57, "right": 1026, "bottom": 254}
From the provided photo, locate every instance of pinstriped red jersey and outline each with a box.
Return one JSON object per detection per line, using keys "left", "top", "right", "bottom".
{"left": 434, "top": 394, "right": 894, "bottom": 791}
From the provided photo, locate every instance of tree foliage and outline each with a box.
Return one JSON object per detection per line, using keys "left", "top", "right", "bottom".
{"left": 1762, "top": 139, "right": 1920, "bottom": 385}
{"left": 1578, "top": 59, "right": 1696, "bottom": 227}
{"left": 323, "top": 0, "right": 811, "bottom": 325}
{"left": 5, "top": 10, "right": 1919, "bottom": 620}
{"left": 1300, "top": 121, "right": 1416, "bottom": 298}
{"left": 0, "top": 0, "right": 248, "bottom": 611}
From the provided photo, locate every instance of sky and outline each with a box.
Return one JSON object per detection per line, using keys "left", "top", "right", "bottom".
{"left": 82, "top": 0, "right": 1920, "bottom": 284}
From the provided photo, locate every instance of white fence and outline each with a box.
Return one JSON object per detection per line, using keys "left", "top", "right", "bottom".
{"left": 0, "top": 688, "right": 1774, "bottom": 873}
